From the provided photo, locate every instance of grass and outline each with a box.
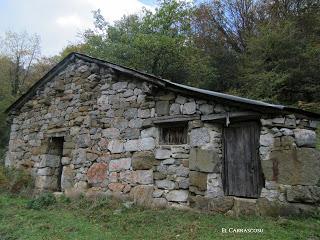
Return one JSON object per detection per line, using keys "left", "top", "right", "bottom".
{"left": 0, "top": 194, "right": 320, "bottom": 240}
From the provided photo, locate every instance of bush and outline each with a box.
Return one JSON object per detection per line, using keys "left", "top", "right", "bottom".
{"left": 27, "top": 192, "right": 57, "bottom": 210}
{"left": 0, "top": 166, "right": 34, "bottom": 196}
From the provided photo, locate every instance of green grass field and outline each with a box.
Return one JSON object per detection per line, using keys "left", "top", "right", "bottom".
{"left": 0, "top": 194, "right": 319, "bottom": 240}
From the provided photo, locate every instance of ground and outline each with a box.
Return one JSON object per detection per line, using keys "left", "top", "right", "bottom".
{"left": 0, "top": 194, "right": 319, "bottom": 240}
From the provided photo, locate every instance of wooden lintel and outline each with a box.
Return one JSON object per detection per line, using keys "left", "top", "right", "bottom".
{"left": 201, "top": 111, "right": 261, "bottom": 121}
{"left": 152, "top": 115, "right": 200, "bottom": 124}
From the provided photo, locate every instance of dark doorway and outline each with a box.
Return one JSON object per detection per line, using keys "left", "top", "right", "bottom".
{"left": 223, "top": 121, "right": 264, "bottom": 198}
{"left": 48, "top": 137, "right": 64, "bottom": 191}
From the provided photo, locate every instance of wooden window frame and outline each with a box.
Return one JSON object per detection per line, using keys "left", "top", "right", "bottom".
{"left": 159, "top": 123, "right": 188, "bottom": 145}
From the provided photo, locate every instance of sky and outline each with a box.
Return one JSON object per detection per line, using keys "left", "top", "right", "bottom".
{"left": 0, "top": 0, "right": 157, "bottom": 56}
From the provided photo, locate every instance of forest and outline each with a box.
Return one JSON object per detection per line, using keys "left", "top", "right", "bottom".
{"left": 0, "top": 0, "right": 319, "bottom": 160}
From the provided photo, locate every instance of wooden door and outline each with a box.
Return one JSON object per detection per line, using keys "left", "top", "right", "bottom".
{"left": 223, "top": 121, "right": 264, "bottom": 198}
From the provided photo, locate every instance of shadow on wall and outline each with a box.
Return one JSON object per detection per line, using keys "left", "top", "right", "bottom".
{"left": 0, "top": 112, "right": 10, "bottom": 165}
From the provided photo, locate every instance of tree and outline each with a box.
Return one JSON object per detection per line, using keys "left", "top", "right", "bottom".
{"left": 238, "top": 0, "right": 320, "bottom": 105}
{"left": 0, "top": 31, "right": 41, "bottom": 96}
{"left": 72, "top": 0, "right": 217, "bottom": 86}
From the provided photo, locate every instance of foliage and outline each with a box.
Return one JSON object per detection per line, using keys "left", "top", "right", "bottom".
{"left": 0, "top": 32, "right": 57, "bottom": 161}
{"left": 26, "top": 192, "right": 56, "bottom": 210}
{"left": 0, "top": 166, "right": 34, "bottom": 195}
{"left": 0, "top": 31, "right": 41, "bottom": 96}
{"left": 58, "top": 0, "right": 320, "bottom": 111}
{"left": 61, "top": 0, "right": 217, "bottom": 86}
{"left": 1, "top": 193, "right": 320, "bottom": 239}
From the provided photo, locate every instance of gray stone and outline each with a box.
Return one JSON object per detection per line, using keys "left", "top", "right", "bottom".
{"left": 77, "top": 134, "right": 91, "bottom": 148}
{"left": 175, "top": 95, "right": 187, "bottom": 104}
{"left": 112, "top": 81, "right": 128, "bottom": 91}
{"left": 176, "top": 165, "right": 189, "bottom": 177}
{"left": 73, "top": 149, "right": 87, "bottom": 165}
{"left": 213, "top": 104, "right": 225, "bottom": 113}
{"left": 124, "top": 108, "right": 137, "bottom": 120}
{"left": 294, "top": 129, "right": 316, "bottom": 147}
{"left": 61, "top": 157, "right": 71, "bottom": 165}
{"left": 169, "top": 104, "right": 180, "bottom": 115}
{"left": 153, "top": 189, "right": 164, "bottom": 198}
{"left": 121, "top": 128, "right": 140, "bottom": 140}
{"left": 261, "top": 119, "right": 272, "bottom": 126}
{"left": 138, "top": 109, "right": 151, "bottom": 119}
{"left": 176, "top": 177, "right": 189, "bottom": 189}
{"left": 139, "top": 137, "right": 155, "bottom": 151}
{"left": 206, "top": 173, "right": 224, "bottom": 197}
{"left": 109, "top": 158, "right": 131, "bottom": 172}
{"left": 190, "top": 128, "right": 210, "bottom": 147}
{"left": 102, "top": 128, "right": 120, "bottom": 139}
{"left": 156, "top": 179, "right": 175, "bottom": 190}
{"left": 124, "top": 139, "right": 140, "bottom": 152}
{"left": 37, "top": 167, "right": 54, "bottom": 176}
{"left": 136, "top": 170, "right": 153, "bottom": 184}
{"left": 153, "top": 172, "right": 166, "bottom": 180}
{"left": 129, "top": 119, "right": 143, "bottom": 128}
{"left": 171, "top": 153, "right": 189, "bottom": 159}
{"left": 189, "top": 148, "right": 219, "bottom": 172}
{"left": 61, "top": 165, "right": 74, "bottom": 190}
{"left": 156, "top": 101, "right": 169, "bottom": 116}
{"left": 199, "top": 104, "right": 213, "bottom": 115}
{"left": 108, "top": 140, "right": 124, "bottom": 153}
{"left": 123, "top": 89, "right": 134, "bottom": 97}
{"left": 260, "top": 133, "right": 274, "bottom": 147}
{"left": 272, "top": 117, "right": 285, "bottom": 124}
{"left": 141, "top": 127, "right": 158, "bottom": 138}
{"left": 285, "top": 117, "right": 296, "bottom": 127}
{"left": 113, "top": 118, "right": 129, "bottom": 131}
{"left": 38, "top": 154, "right": 60, "bottom": 168}
{"left": 280, "top": 128, "right": 293, "bottom": 136}
{"left": 155, "top": 149, "right": 172, "bottom": 160}
{"left": 182, "top": 102, "right": 196, "bottom": 115}
{"left": 166, "top": 190, "right": 188, "bottom": 202}
{"left": 161, "top": 158, "right": 175, "bottom": 165}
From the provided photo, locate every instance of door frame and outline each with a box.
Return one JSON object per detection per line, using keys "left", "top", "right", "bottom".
{"left": 222, "top": 120, "right": 264, "bottom": 198}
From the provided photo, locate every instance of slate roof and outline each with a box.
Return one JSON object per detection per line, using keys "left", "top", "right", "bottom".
{"left": 5, "top": 52, "right": 320, "bottom": 119}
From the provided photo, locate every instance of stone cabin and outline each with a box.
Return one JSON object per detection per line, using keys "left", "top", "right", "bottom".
{"left": 5, "top": 53, "right": 320, "bottom": 216}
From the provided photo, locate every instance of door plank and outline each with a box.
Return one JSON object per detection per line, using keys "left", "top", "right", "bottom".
{"left": 223, "top": 122, "right": 264, "bottom": 198}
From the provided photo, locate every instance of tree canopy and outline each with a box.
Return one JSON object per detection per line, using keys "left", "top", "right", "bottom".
{"left": 60, "top": 0, "right": 320, "bottom": 110}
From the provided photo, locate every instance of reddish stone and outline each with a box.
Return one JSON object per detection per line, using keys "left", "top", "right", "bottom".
{"left": 87, "top": 163, "right": 108, "bottom": 185}
{"left": 108, "top": 182, "right": 125, "bottom": 192}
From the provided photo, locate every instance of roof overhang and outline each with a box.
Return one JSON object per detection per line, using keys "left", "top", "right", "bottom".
{"left": 5, "top": 52, "right": 320, "bottom": 119}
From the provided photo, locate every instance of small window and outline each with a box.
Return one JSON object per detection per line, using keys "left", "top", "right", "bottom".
{"left": 159, "top": 124, "right": 187, "bottom": 145}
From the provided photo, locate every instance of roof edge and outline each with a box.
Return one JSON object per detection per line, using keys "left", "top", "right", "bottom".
{"left": 5, "top": 52, "right": 320, "bottom": 119}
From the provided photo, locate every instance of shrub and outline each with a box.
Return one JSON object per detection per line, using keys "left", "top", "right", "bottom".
{"left": 0, "top": 166, "right": 34, "bottom": 196}
{"left": 27, "top": 192, "right": 57, "bottom": 210}
{"left": 58, "top": 194, "right": 71, "bottom": 204}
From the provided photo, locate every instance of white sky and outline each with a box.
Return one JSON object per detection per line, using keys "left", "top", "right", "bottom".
{"left": 0, "top": 0, "right": 156, "bottom": 56}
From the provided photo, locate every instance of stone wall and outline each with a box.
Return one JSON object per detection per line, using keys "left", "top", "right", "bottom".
{"left": 5, "top": 58, "right": 320, "bottom": 215}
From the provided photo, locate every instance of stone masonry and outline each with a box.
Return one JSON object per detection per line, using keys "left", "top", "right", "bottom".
{"left": 5, "top": 55, "right": 320, "bottom": 216}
